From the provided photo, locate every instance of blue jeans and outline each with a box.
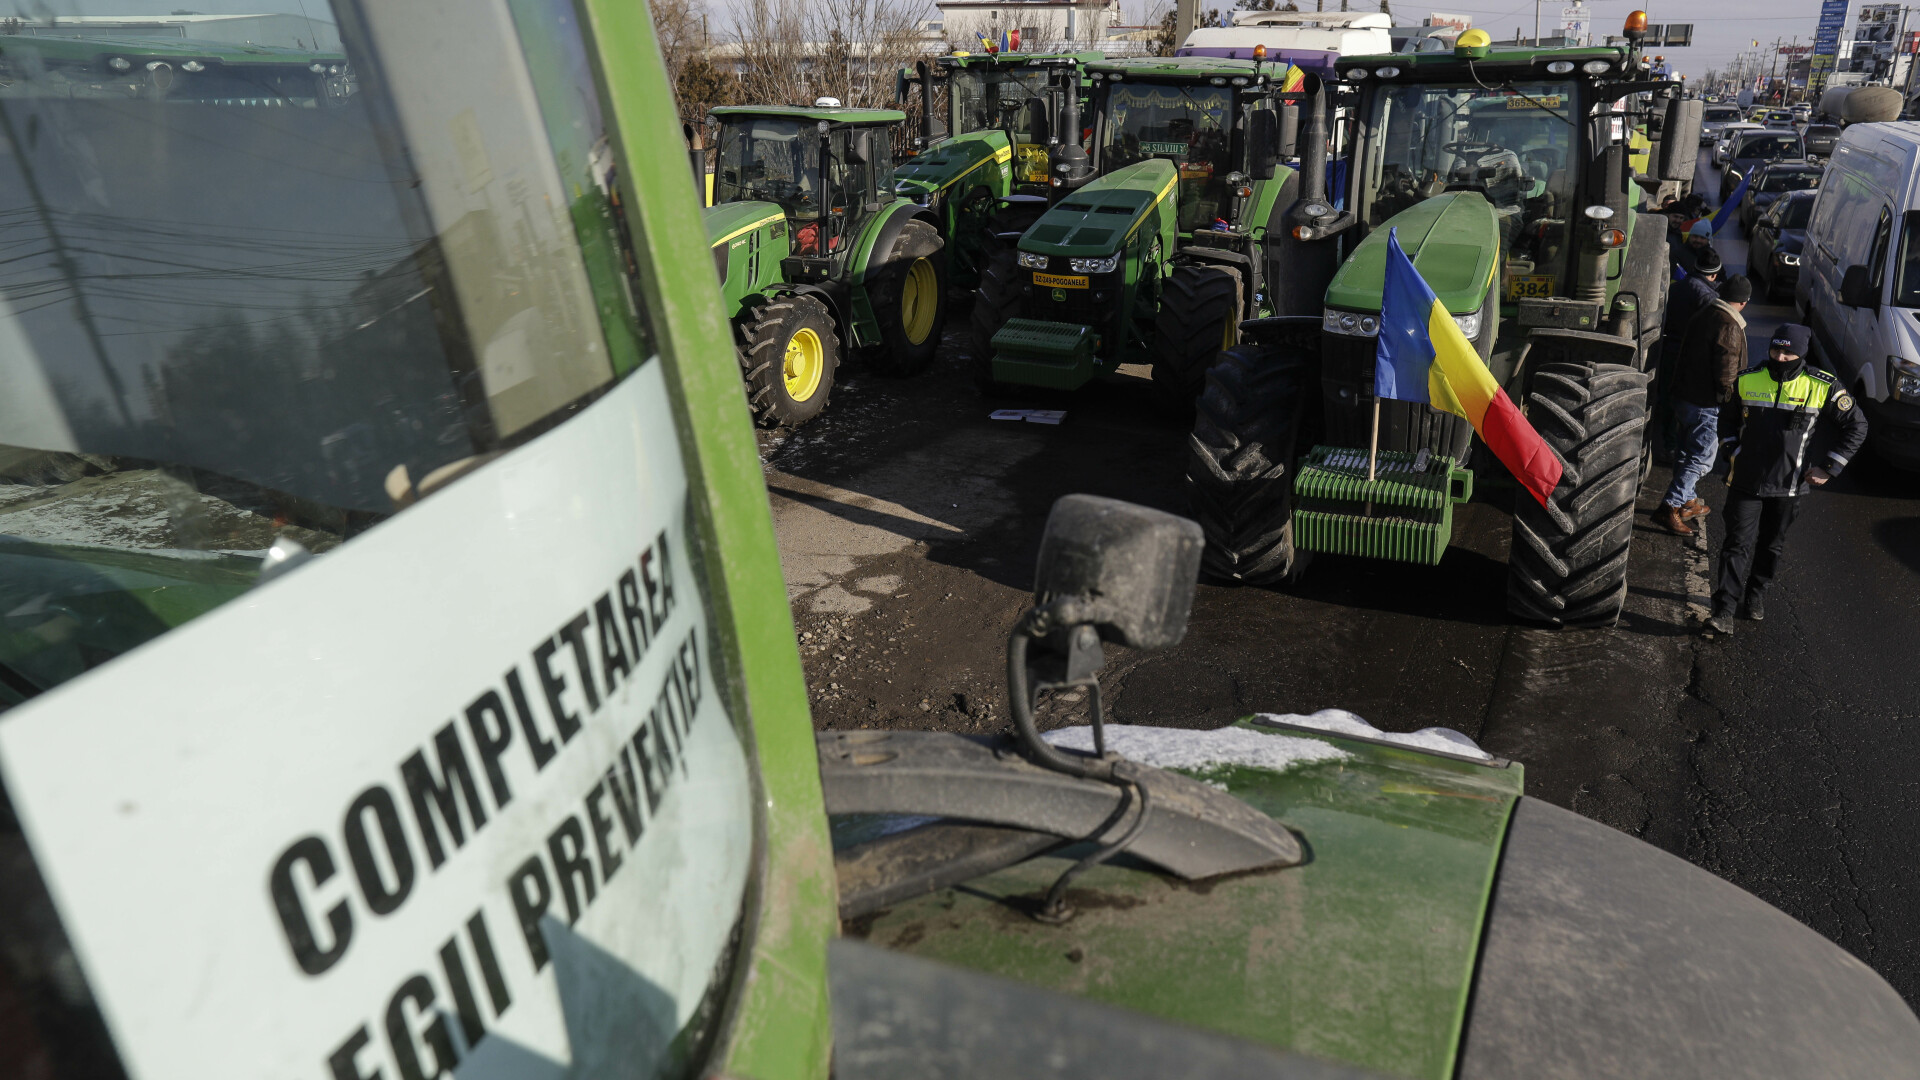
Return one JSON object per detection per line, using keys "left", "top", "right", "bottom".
{"left": 1663, "top": 401, "right": 1719, "bottom": 508}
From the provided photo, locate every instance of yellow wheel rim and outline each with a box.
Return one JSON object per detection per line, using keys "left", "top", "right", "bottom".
{"left": 1221, "top": 309, "right": 1236, "bottom": 350}
{"left": 784, "top": 326, "right": 825, "bottom": 402}
{"left": 901, "top": 257, "right": 939, "bottom": 346}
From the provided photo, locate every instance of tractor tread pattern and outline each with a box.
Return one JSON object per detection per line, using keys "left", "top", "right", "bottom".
{"left": 865, "top": 219, "right": 947, "bottom": 376}
{"left": 1153, "top": 264, "right": 1242, "bottom": 406}
{"left": 739, "top": 294, "right": 839, "bottom": 429}
{"left": 969, "top": 248, "right": 1023, "bottom": 395}
{"left": 1506, "top": 360, "right": 1650, "bottom": 628}
{"left": 1186, "top": 343, "right": 1315, "bottom": 585}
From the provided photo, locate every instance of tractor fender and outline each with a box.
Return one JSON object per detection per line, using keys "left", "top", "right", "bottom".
{"left": 854, "top": 200, "right": 943, "bottom": 288}
{"left": 766, "top": 282, "right": 851, "bottom": 341}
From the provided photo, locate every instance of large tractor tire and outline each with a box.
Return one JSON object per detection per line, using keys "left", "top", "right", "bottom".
{"left": 1187, "top": 343, "right": 1315, "bottom": 585}
{"left": 969, "top": 248, "right": 1023, "bottom": 396}
{"left": 739, "top": 294, "right": 839, "bottom": 428}
{"left": 1152, "top": 264, "right": 1242, "bottom": 407}
{"left": 1506, "top": 360, "right": 1651, "bottom": 628}
{"left": 865, "top": 219, "right": 947, "bottom": 376}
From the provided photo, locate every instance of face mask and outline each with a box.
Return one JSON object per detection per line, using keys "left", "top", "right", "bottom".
{"left": 1767, "top": 358, "right": 1801, "bottom": 382}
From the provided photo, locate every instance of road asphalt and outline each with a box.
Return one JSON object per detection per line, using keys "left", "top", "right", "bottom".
{"left": 759, "top": 148, "right": 1920, "bottom": 1003}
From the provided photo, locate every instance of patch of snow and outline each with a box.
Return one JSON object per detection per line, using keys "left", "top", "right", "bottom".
{"left": 1043, "top": 724, "right": 1348, "bottom": 774}
{"left": 1253, "top": 709, "right": 1492, "bottom": 760}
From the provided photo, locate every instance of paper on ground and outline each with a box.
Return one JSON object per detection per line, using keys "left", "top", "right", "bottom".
{"left": 1254, "top": 708, "right": 1491, "bottom": 760}
{"left": 990, "top": 408, "right": 1066, "bottom": 425}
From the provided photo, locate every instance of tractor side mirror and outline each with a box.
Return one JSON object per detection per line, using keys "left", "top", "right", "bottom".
{"left": 1658, "top": 98, "right": 1703, "bottom": 181}
{"left": 1841, "top": 264, "right": 1880, "bottom": 309}
{"left": 894, "top": 68, "right": 909, "bottom": 105}
{"left": 1247, "top": 109, "right": 1281, "bottom": 181}
{"left": 1029, "top": 495, "right": 1202, "bottom": 652}
{"left": 1277, "top": 104, "right": 1300, "bottom": 159}
{"left": 849, "top": 129, "right": 872, "bottom": 164}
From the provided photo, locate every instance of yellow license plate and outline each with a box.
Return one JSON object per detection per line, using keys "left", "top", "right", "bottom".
{"left": 1507, "top": 274, "right": 1556, "bottom": 299}
{"left": 1033, "top": 272, "right": 1089, "bottom": 289}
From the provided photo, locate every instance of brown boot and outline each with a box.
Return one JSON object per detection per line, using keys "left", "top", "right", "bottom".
{"left": 1655, "top": 504, "right": 1693, "bottom": 535}
{"left": 1682, "top": 498, "right": 1710, "bottom": 519}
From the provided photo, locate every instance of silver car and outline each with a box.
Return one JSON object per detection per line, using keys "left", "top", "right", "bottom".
{"left": 1714, "top": 122, "right": 1765, "bottom": 166}
{"left": 1701, "top": 103, "right": 1745, "bottom": 146}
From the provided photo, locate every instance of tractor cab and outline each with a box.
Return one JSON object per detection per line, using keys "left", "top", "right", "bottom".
{"left": 709, "top": 105, "right": 899, "bottom": 269}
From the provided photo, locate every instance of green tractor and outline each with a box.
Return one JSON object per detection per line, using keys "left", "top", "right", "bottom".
{"left": 891, "top": 50, "right": 1104, "bottom": 291}
{"left": 1188, "top": 29, "right": 1702, "bottom": 627}
{"left": 970, "top": 54, "right": 1332, "bottom": 403}
{"left": 704, "top": 104, "right": 948, "bottom": 427}
{"left": 4, "top": 5, "right": 1915, "bottom": 1079}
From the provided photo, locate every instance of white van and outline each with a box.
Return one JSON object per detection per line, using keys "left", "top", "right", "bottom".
{"left": 1799, "top": 122, "right": 1920, "bottom": 468}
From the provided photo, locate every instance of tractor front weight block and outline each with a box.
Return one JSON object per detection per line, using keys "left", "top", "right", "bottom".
{"left": 1292, "top": 446, "right": 1474, "bottom": 566}
{"left": 990, "top": 318, "right": 1097, "bottom": 390}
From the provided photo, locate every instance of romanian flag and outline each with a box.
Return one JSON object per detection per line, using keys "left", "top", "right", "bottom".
{"left": 1280, "top": 65, "right": 1306, "bottom": 94}
{"left": 1374, "top": 228, "right": 1563, "bottom": 507}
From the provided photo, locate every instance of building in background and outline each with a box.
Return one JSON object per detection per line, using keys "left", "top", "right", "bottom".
{"left": 933, "top": 0, "right": 1123, "bottom": 53}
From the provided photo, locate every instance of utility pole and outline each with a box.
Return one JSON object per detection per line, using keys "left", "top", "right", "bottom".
{"left": 1534, "top": 0, "right": 1541, "bottom": 46}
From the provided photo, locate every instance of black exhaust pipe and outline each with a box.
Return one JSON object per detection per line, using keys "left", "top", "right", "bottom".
{"left": 1051, "top": 68, "right": 1090, "bottom": 193}
{"left": 918, "top": 59, "right": 946, "bottom": 146}
{"left": 1286, "top": 73, "right": 1349, "bottom": 239}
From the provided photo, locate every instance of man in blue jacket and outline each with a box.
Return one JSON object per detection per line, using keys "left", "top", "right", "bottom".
{"left": 1704, "top": 324, "right": 1868, "bottom": 636}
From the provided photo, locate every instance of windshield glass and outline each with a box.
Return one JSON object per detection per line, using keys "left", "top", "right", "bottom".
{"left": 1735, "top": 132, "right": 1802, "bottom": 161}
{"left": 1757, "top": 167, "right": 1821, "bottom": 192}
{"left": 1774, "top": 195, "right": 1815, "bottom": 229}
{"left": 0, "top": 7, "right": 648, "bottom": 704}
{"left": 1102, "top": 81, "right": 1236, "bottom": 232}
{"left": 713, "top": 117, "right": 823, "bottom": 222}
{"left": 1895, "top": 212, "right": 1920, "bottom": 309}
{"left": 1359, "top": 82, "right": 1577, "bottom": 285}
{"left": 951, "top": 65, "right": 1051, "bottom": 138}
{"left": 1705, "top": 106, "right": 1742, "bottom": 121}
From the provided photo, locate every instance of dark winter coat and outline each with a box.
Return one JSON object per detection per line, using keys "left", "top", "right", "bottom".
{"left": 1675, "top": 299, "right": 1747, "bottom": 409}
{"left": 1664, "top": 274, "right": 1719, "bottom": 342}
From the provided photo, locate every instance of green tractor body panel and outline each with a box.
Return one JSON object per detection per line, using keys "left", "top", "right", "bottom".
{"left": 990, "top": 159, "right": 1180, "bottom": 388}
{"left": 704, "top": 201, "right": 790, "bottom": 306}
{"left": 710, "top": 104, "right": 906, "bottom": 125}
{"left": 1323, "top": 191, "right": 1500, "bottom": 316}
{"left": 849, "top": 719, "right": 1524, "bottom": 1079}
{"left": 891, "top": 129, "right": 1012, "bottom": 203}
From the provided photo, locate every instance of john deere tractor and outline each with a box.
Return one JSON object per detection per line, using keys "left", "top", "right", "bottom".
{"left": 970, "top": 54, "right": 1334, "bottom": 403}
{"left": 891, "top": 51, "right": 1103, "bottom": 291}
{"left": 705, "top": 104, "right": 947, "bottom": 427}
{"left": 1187, "top": 25, "right": 1702, "bottom": 627}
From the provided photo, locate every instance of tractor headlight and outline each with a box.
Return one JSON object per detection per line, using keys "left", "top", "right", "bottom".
{"left": 1323, "top": 308, "right": 1378, "bottom": 336}
{"left": 1070, "top": 255, "right": 1118, "bottom": 274}
{"left": 1891, "top": 356, "right": 1920, "bottom": 402}
{"left": 1453, "top": 306, "right": 1484, "bottom": 339}
{"left": 1017, "top": 251, "right": 1050, "bottom": 270}
{"left": 1581, "top": 60, "right": 1612, "bottom": 74}
{"left": 1777, "top": 252, "right": 1801, "bottom": 266}
{"left": 1546, "top": 60, "right": 1575, "bottom": 74}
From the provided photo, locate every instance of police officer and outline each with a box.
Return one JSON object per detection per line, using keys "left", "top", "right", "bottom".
{"left": 1704, "top": 324, "right": 1868, "bottom": 636}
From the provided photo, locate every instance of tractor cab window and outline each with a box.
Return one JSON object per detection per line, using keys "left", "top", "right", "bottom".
{"left": 714, "top": 116, "right": 825, "bottom": 229}
{"left": 1101, "top": 81, "right": 1235, "bottom": 233}
{"left": 950, "top": 65, "right": 1051, "bottom": 141}
{"left": 824, "top": 128, "right": 876, "bottom": 253}
{"left": 1360, "top": 82, "right": 1577, "bottom": 286}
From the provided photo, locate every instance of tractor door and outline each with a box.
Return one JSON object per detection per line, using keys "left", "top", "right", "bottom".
{"left": 826, "top": 127, "right": 890, "bottom": 261}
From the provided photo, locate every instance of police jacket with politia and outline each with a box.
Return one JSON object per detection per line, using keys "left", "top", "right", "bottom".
{"left": 1717, "top": 361, "right": 1868, "bottom": 496}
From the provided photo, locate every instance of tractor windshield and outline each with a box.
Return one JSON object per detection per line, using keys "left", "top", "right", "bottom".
{"left": 951, "top": 65, "right": 1055, "bottom": 184}
{"left": 714, "top": 116, "right": 825, "bottom": 225}
{"left": 1101, "top": 81, "right": 1236, "bottom": 233}
{"left": 1360, "top": 81, "right": 1578, "bottom": 292}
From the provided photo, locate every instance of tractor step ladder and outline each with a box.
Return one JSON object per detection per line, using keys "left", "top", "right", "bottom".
{"left": 1291, "top": 446, "right": 1474, "bottom": 566}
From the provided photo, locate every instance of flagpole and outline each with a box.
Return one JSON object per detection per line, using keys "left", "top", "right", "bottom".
{"left": 1366, "top": 394, "right": 1380, "bottom": 517}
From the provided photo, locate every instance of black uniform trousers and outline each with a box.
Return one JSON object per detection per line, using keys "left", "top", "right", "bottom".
{"left": 1712, "top": 490, "right": 1803, "bottom": 615}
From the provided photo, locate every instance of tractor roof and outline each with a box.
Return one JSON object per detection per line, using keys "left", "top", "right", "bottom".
{"left": 1334, "top": 44, "right": 1634, "bottom": 81}
{"left": 709, "top": 105, "right": 905, "bottom": 125}
{"left": 938, "top": 50, "right": 1104, "bottom": 69}
{"left": 1088, "top": 54, "right": 1287, "bottom": 79}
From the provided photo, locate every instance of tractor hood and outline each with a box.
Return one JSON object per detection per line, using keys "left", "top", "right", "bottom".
{"left": 1324, "top": 192, "right": 1500, "bottom": 315}
{"left": 703, "top": 201, "right": 786, "bottom": 248}
{"left": 1017, "top": 158, "right": 1176, "bottom": 258}
{"left": 892, "top": 129, "right": 1009, "bottom": 199}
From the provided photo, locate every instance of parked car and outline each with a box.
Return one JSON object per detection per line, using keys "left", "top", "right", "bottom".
{"left": 1713, "top": 122, "right": 1764, "bottom": 166}
{"left": 1804, "top": 122, "right": 1842, "bottom": 158}
{"left": 1702, "top": 102, "right": 1745, "bottom": 146}
{"left": 1749, "top": 188, "right": 1816, "bottom": 302}
{"left": 1764, "top": 108, "right": 1797, "bottom": 128}
{"left": 1721, "top": 128, "right": 1806, "bottom": 201}
{"left": 1792, "top": 103, "right": 1813, "bottom": 122}
{"left": 1800, "top": 121, "right": 1920, "bottom": 469}
{"left": 1739, "top": 159, "right": 1823, "bottom": 234}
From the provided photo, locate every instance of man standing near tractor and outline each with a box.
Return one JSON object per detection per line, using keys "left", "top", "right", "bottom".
{"left": 1704, "top": 323, "right": 1867, "bottom": 634}
{"left": 1656, "top": 273, "right": 1748, "bottom": 536}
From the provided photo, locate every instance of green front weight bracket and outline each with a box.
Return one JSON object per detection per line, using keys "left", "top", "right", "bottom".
{"left": 1292, "top": 446, "right": 1475, "bottom": 566}
{"left": 991, "top": 317, "right": 1098, "bottom": 389}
